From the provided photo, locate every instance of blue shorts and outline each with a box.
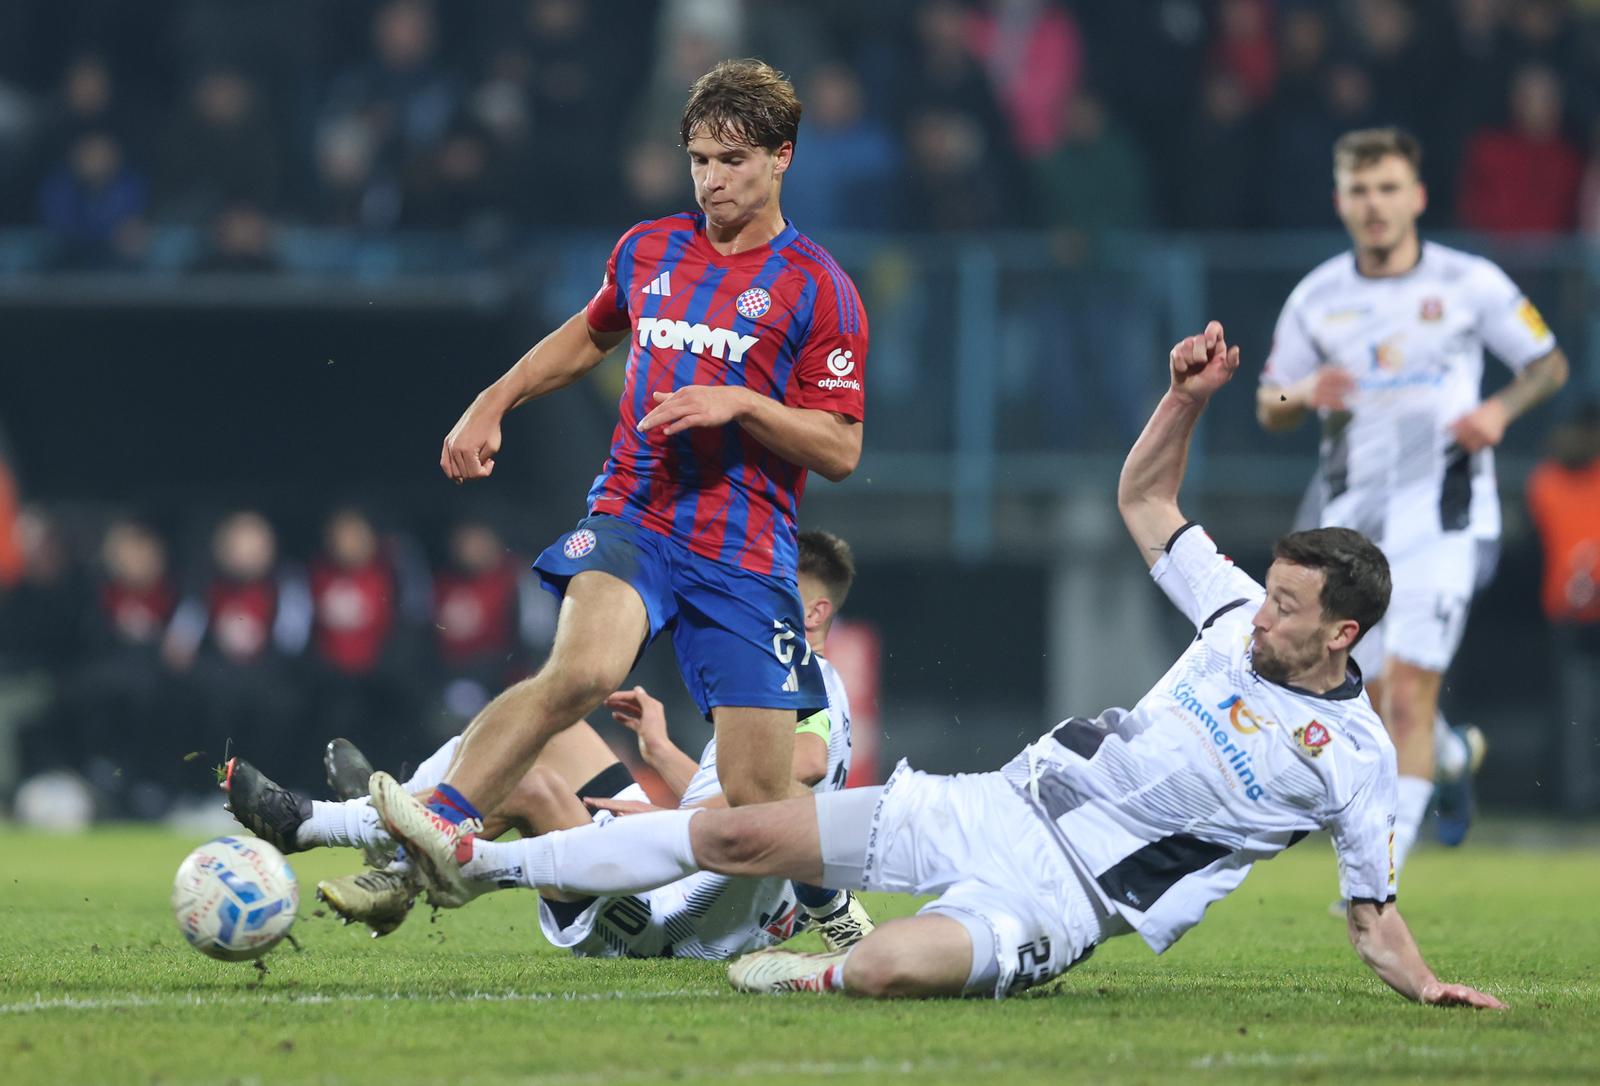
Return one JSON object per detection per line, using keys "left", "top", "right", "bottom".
{"left": 533, "top": 515, "right": 827, "bottom": 719}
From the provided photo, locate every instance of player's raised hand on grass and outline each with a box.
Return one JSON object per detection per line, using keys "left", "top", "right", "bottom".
{"left": 1169, "top": 320, "right": 1240, "bottom": 405}
{"left": 1419, "top": 980, "right": 1508, "bottom": 1010}
{"left": 638, "top": 385, "right": 752, "bottom": 436}
{"left": 440, "top": 401, "right": 502, "bottom": 483}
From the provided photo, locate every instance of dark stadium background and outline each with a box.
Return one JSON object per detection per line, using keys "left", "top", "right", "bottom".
{"left": 0, "top": 0, "right": 1596, "bottom": 821}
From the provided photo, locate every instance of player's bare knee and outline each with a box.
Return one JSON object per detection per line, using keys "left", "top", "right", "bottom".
{"left": 509, "top": 765, "right": 565, "bottom": 811}
{"left": 840, "top": 942, "right": 913, "bottom": 999}
{"left": 690, "top": 811, "right": 768, "bottom": 874}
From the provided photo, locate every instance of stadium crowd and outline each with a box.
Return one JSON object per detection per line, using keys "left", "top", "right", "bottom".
{"left": 2, "top": 0, "right": 1600, "bottom": 272}
{"left": 0, "top": 498, "right": 559, "bottom": 818}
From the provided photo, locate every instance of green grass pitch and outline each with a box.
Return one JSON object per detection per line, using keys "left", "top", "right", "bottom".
{"left": 2, "top": 826, "right": 1596, "bottom": 1085}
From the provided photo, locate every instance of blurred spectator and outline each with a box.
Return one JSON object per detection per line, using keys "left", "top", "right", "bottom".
{"left": 306, "top": 508, "right": 417, "bottom": 775}
{"left": 1579, "top": 119, "right": 1600, "bottom": 237}
{"left": 1210, "top": 0, "right": 1276, "bottom": 106}
{"left": 1261, "top": 58, "right": 1383, "bottom": 229}
{"left": 778, "top": 64, "right": 899, "bottom": 234}
{"left": 1261, "top": 6, "right": 1338, "bottom": 228}
{"left": 312, "top": 115, "right": 401, "bottom": 230}
{"left": 36, "top": 54, "right": 120, "bottom": 157}
{"left": 431, "top": 520, "right": 554, "bottom": 735}
{"left": 618, "top": 140, "right": 694, "bottom": 226}
{"left": 462, "top": 48, "right": 539, "bottom": 224}
{"left": 964, "top": 0, "right": 1084, "bottom": 159}
{"left": 1175, "top": 71, "right": 1263, "bottom": 229}
{"left": 2, "top": 509, "right": 86, "bottom": 800}
{"left": 1527, "top": 402, "right": 1600, "bottom": 811}
{"left": 1429, "top": 0, "right": 1514, "bottom": 221}
{"left": 1075, "top": 0, "right": 1207, "bottom": 226}
{"left": 0, "top": 433, "right": 21, "bottom": 587}
{"left": 164, "top": 511, "right": 311, "bottom": 790}
{"left": 900, "top": 107, "right": 1012, "bottom": 232}
{"left": 1351, "top": 0, "right": 1438, "bottom": 135}
{"left": 1032, "top": 91, "right": 1149, "bottom": 237}
{"left": 0, "top": 76, "right": 37, "bottom": 227}
{"left": 69, "top": 519, "right": 181, "bottom": 816}
{"left": 36, "top": 130, "right": 147, "bottom": 267}
{"left": 0, "top": 510, "right": 82, "bottom": 675}
{"left": 399, "top": 119, "right": 510, "bottom": 233}
{"left": 514, "top": 0, "right": 634, "bottom": 223}
{"left": 322, "top": 0, "right": 460, "bottom": 187}
{"left": 154, "top": 66, "right": 281, "bottom": 222}
{"left": 1457, "top": 63, "right": 1582, "bottom": 233}
{"left": 892, "top": 0, "right": 1027, "bottom": 225}
{"left": 190, "top": 202, "right": 279, "bottom": 273}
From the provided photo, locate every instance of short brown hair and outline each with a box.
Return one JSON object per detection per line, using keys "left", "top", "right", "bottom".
{"left": 1272, "top": 528, "right": 1391, "bottom": 645}
{"left": 1333, "top": 126, "right": 1422, "bottom": 179}
{"left": 680, "top": 58, "right": 802, "bottom": 151}
{"left": 798, "top": 529, "right": 854, "bottom": 610}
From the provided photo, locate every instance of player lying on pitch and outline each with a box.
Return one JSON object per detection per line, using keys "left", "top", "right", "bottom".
{"left": 222, "top": 530, "right": 872, "bottom": 957}
{"left": 369, "top": 323, "right": 1505, "bottom": 1006}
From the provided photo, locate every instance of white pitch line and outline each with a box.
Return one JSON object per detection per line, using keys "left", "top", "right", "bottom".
{"left": 0, "top": 987, "right": 728, "bottom": 1016}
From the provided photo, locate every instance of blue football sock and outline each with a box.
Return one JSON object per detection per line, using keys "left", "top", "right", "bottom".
{"left": 426, "top": 783, "right": 483, "bottom": 825}
{"left": 793, "top": 881, "right": 843, "bottom": 910}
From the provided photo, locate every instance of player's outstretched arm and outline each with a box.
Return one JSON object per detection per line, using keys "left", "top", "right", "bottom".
{"left": 1118, "top": 322, "right": 1240, "bottom": 569}
{"left": 441, "top": 310, "right": 628, "bottom": 483}
{"left": 1347, "top": 899, "right": 1507, "bottom": 1008}
{"left": 605, "top": 685, "right": 701, "bottom": 799}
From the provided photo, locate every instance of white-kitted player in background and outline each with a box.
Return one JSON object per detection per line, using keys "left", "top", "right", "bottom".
{"left": 1257, "top": 127, "right": 1567, "bottom": 864}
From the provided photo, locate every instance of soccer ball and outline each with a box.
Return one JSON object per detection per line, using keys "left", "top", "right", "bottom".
{"left": 172, "top": 836, "right": 299, "bottom": 961}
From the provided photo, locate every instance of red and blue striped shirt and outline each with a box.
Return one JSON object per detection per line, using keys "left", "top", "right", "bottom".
{"left": 583, "top": 212, "right": 868, "bottom": 581}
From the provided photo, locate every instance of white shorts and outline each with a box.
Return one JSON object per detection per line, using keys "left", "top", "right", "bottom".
{"left": 539, "top": 785, "right": 799, "bottom": 960}
{"left": 820, "top": 762, "right": 1109, "bottom": 999}
{"left": 1353, "top": 533, "right": 1477, "bottom": 675}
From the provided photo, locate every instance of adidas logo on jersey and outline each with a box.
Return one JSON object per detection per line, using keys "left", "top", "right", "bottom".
{"left": 636, "top": 317, "right": 759, "bottom": 364}
{"left": 641, "top": 271, "right": 672, "bottom": 297}
{"left": 782, "top": 667, "right": 799, "bottom": 693}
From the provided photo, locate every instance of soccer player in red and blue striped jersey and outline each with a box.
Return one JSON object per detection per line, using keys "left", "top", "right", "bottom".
{"left": 380, "top": 60, "right": 870, "bottom": 910}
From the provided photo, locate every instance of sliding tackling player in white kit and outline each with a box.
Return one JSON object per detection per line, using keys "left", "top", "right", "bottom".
{"left": 368, "top": 322, "right": 1505, "bottom": 1008}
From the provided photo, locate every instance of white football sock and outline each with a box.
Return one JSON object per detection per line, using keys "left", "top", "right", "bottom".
{"left": 1434, "top": 713, "right": 1468, "bottom": 780}
{"left": 462, "top": 809, "right": 702, "bottom": 895}
{"left": 403, "top": 736, "right": 461, "bottom": 793}
{"left": 1392, "top": 775, "right": 1433, "bottom": 874}
{"left": 295, "top": 798, "right": 388, "bottom": 851}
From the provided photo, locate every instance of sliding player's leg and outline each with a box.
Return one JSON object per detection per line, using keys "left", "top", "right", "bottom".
{"left": 728, "top": 768, "right": 1103, "bottom": 999}
{"left": 317, "top": 723, "right": 636, "bottom": 933}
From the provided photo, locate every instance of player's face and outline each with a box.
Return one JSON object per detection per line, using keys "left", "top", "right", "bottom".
{"left": 1334, "top": 155, "right": 1426, "bottom": 254}
{"left": 686, "top": 127, "right": 791, "bottom": 233}
{"left": 1251, "top": 561, "right": 1339, "bottom": 685}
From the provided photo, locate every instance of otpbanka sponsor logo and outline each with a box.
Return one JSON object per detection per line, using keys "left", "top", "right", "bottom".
{"left": 1171, "top": 680, "right": 1265, "bottom": 801}
{"left": 817, "top": 348, "right": 861, "bottom": 391}
{"left": 636, "top": 317, "right": 758, "bottom": 363}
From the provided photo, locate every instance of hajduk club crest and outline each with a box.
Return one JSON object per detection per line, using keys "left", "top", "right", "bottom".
{"left": 736, "top": 288, "right": 772, "bottom": 319}
{"left": 563, "top": 529, "right": 597, "bottom": 560}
